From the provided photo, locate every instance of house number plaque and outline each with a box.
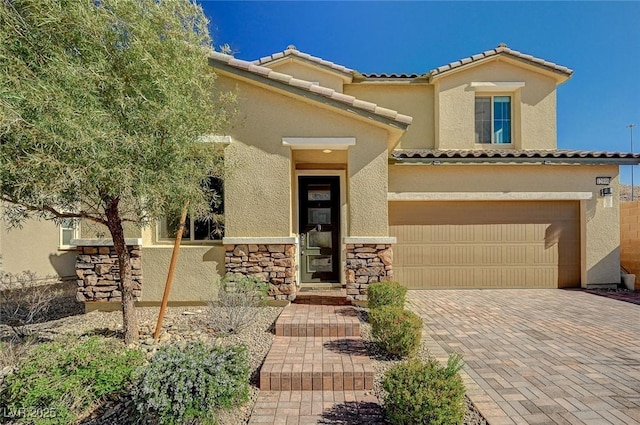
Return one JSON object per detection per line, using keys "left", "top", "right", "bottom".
{"left": 596, "top": 177, "right": 611, "bottom": 185}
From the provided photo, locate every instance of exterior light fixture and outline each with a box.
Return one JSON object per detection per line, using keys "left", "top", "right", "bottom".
{"left": 600, "top": 187, "right": 613, "bottom": 208}
{"left": 432, "top": 160, "right": 441, "bottom": 165}
{"left": 322, "top": 149, "right": 332, "bottom": 153}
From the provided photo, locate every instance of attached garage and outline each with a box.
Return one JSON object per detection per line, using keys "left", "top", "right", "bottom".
{"left": 389, "top": 201, "right": 580, "bottom": 289}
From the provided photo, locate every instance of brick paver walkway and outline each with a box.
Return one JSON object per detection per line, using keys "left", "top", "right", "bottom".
{"left": 250, "top": 296, "right": 384, "bottom": 424}
{"left": 409, "top": 289, "right": 640, "bottom": 425}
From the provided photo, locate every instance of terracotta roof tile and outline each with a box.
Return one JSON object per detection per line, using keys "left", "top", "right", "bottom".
{"left": 360, "top": 72, "right": 422, "bottom": 79}
{"left": 429, "top": 44, "right": 573, "bottom": 78}
{"left": 209, "top": 51, "right": 412, "bottom": 127}
{"left": 392, "top": 149, "right": 640, "bottom": 164}
{"left": 253, "top": 45, "right": 355, "bottom": 75}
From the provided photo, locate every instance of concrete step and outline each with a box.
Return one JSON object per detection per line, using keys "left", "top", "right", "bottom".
{"left": 260, "top": 336, "right": 374, "bottom": 391}
{"left": 294, "top": 288, "right": 351, "bottom": 306}
{"left": 298, "top": 283, "right": 343, "bottom": 291}
{"left": 275, "top": 304, "right": 360, "bottom": 337}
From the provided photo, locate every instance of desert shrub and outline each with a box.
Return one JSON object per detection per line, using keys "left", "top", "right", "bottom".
{"left": 131, "top": 341, "right": 249, "bottom": 425}
{"left": 369, "top": 306, "right": 422, "bottom": 357}
{"left": 1, "top": 336, "right": 143, "bottom": 425}
{"left": 367, "top": 281, "right": 407, "bottom": 310}
{"left": 0, "top": 336, "right": 37, "bottom": 370}
{"left": 0, "top": 271, "right": 60, "bottom": 338}
{"left": 382, "top": 354, "right": 466, "bottom": 425}
{"left": 209, "top": 274, "right": 268, "bottom": 334}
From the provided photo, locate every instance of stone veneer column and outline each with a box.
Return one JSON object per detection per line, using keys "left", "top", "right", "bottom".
{"left": 74, "top": 239, "right": 143, "bottom": 303}
{"left": 224, "top": 243, "right": 298, "bottom": 301}
{"left": 345, "top": 243, "right": 393, "bottom": 301}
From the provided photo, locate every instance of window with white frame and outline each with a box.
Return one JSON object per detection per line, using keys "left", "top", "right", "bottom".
{"left": 59, "top": 218, "right": 79, "bottom": 247}
{"left": 157, "top": 177, "right": 224, "bottom": 242}
{"left": 475, "top": 95, "right": 512, "bottom": 144}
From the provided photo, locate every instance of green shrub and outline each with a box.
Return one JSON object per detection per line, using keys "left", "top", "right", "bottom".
{"left": 367, "top": 281, "right": 407, "bottom": 309}
{"left": 1, "top": 336, "right": 143, "bottom": 425}
{"left": 131, "top": 340, "right": 249, "bottom": 425}
{"left": 369, "top": 306, "right": 422, "bottom": 357}
{"left": 210, "top": 274, "right": 269, "bottom": 334}
{"left": 382, "top": 354, "right": 466, "bottom": 425}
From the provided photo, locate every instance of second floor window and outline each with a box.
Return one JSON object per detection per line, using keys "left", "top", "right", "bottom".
{"left": 475, "top": 96, "right": 511, "bottom": 144}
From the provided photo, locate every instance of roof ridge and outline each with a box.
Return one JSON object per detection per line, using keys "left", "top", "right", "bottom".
{"left": 252, "top": 45, "right": 355, "bottom": 75}
{"left": 429, "top": 44, "right": 573, "bottom": 78}
{"left": 209, "top": 51, "right": 412, "bottom": 127}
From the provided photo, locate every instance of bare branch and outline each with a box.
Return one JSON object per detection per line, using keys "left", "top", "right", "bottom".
{"left": 1, "top": 195, "right": 109, "bottom": 226}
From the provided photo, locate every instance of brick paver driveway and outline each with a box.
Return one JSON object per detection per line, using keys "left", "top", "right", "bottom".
{"left": 408, "top": 290, "right": 640, "bottom": 425}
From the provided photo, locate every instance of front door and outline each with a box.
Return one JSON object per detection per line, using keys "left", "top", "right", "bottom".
{"left": 298, "top": 176, "right": 340, "bottom": 283}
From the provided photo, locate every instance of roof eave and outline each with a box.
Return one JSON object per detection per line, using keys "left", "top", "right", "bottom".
{"left": 209, "top": 59, "right": 410, "bottom": 131}
{"left": 390, "top": 157, "right": 640, "bottom": 165}
{"left": 262, "top": 56, "right": 354, "bottom": 82}
{"left": 427, "top": 54, "right": 573, "bottom": 84}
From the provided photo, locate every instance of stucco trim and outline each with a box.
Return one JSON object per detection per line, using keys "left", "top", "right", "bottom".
{"left": 71, "top": 238, "right": 142, "bottom": 246}
{"left": 470, "top": 81, "right": 525, "bottom": 91}
{"left": 387, "top": 192, "right": 593, "bottom": 201}
{"left": 283, "top": 137, "right": 356, "bottom": 150}
{"left": 344, "top": 236, "right": 397, "bottom": 244}
{"left": 222, "top": 237, "right": 299, "bottom": 245}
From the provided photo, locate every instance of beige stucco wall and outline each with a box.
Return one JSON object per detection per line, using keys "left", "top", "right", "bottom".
{"left": 219, "top": 74, "right": 391, "bottom": 238}
{"left": 345, "top": 83, "right": 434, "bottom": 150}
{"left": 80, "top": 220, "right": 141, "bottom": 239}
{"left": 389, "top": 164, "right": 620, "bottom": 285}
{"left": 348, "top": 142, "right": 389, "bottom": 236}
{"left": 0, "top": 217, "right": 76, "bottom": 278}
{"left": 140, "top": 245, "right": 224, "bottom": 302}
{"left": 267, "top": 60, "right": 347, "bottom": 93}
{"left": 435, "top": 59, "right": 558, "bottom": 150}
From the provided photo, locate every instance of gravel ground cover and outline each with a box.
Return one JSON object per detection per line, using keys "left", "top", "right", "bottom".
{"left": 583, "top": 287, "right": 640, "bottom": 305}
{"left": 0, "top": 281, "right": 283, "bottom": 425}
{"left": 355, "top": 308, "right": 488, "bottom": 425}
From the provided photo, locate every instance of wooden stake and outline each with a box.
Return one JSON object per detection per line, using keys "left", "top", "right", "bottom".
{"left": 153, "top": 203, "right": 188, "bottom": 342}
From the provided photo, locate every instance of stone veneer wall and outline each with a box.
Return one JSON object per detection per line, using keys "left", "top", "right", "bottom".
{"left": 75, "top": 245, "right": 143, "bottom": 302}
{"left": 346, "top": 244, "right": 393, "bottom": 300}
{"left": 225, "top": 244, "right": 297, "bottom": 301}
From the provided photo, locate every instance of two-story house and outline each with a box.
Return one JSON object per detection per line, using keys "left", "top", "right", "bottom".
{"left": 3, "top": 44, "right": 637, "bottom": 307}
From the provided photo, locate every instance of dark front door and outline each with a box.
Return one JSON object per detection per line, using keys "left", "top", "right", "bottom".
{"left": 299, "top": 176, "right": 340, "bottom": 283}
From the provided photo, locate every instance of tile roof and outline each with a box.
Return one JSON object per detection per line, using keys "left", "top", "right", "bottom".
{"left": 361, "top": 72, "right": 423, "bottom": 79}
{"left": 209, "top": 51, "right": 412, "bottom": 127}
{"left": 248, "top": 43, "right": 572, "bottom": 83}
{"left": 392, "top": 149, "right": 640, "bottom": 164}
{"left": 428, "top": 43, "right": 573, "bottom": 78}
{"left": 253, "top": 45, "right": 355, "bottom": 75}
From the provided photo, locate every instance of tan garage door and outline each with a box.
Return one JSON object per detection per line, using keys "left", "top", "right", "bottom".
{"left": 389, "top": 201, "right": 580, "bottom": 289}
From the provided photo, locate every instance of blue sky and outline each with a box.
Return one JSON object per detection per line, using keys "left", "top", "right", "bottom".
{"left": 200, "top": 1, "right": 640, "bottom": 184}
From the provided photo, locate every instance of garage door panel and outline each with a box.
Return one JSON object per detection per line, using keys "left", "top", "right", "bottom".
{"left": 481, "top": 245, "right": 528, "bottom": 265}
{"left": 389, "top": 201, "right": 580, "bottom": 289}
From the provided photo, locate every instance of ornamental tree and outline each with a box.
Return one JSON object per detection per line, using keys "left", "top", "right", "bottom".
{"left": 0, "top": 0, "right": 235, "bottom": 344}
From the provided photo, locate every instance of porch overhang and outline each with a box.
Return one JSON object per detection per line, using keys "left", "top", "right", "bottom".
{"left": 282, "top": 137, "right": 356, "bottom": 150}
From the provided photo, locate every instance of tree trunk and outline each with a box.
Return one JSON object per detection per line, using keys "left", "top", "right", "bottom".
{"left": 105, "top": 197, "right": 139, "bottom": 344}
